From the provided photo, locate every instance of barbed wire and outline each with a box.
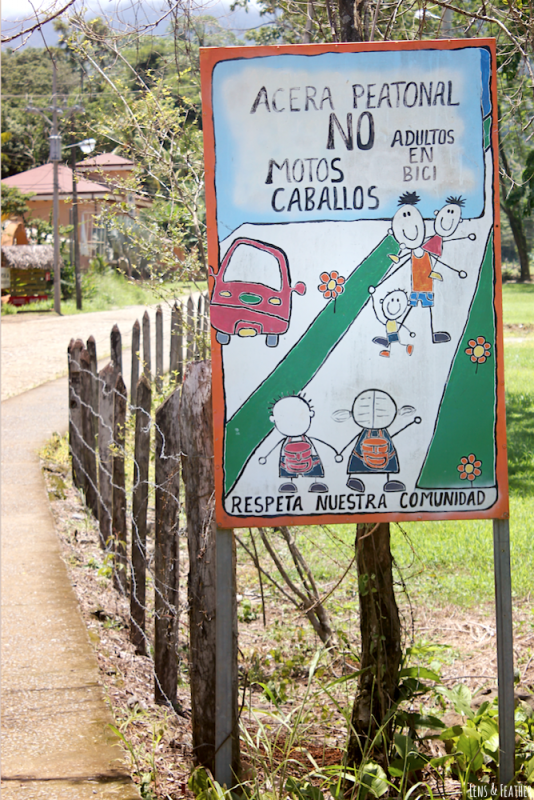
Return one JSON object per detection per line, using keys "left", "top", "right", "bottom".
{"left": 65, "top": 296, "right": 211, "bottom": 713}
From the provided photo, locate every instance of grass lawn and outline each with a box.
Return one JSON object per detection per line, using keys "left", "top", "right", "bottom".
{"left": 389, "top": 281, "right": 534, "bottom": 607}
{"left": 2, "top": 269, "right": 207, "bottom": 316}
{"left": 502, "top": 281, "right": 534, "bottom": 327}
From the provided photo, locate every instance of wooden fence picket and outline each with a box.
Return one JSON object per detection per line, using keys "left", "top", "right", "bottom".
{"left": 86, "top": 335, "right": 98, "bottom": 440}
{"left": 186, "top": 296, "right": 194, "bottom": 362}
{"left": 131, "top": 374, "right": 151, "bottom": 656}
{"left": 68, "top": 338, "right": 85, "bottom": 492}
{"left": 201, "top": 292, "right": 209, "bottom": 359}
{"left": 98, "top": 362, "right": 115, "bottom": 550}
{"left": 143, "top": 310, "right": 151, "bottom": 380}
{"left": 180, "top": 361, "right": 218, "bottom": 771}
{"left": 154, "top": 387, "right": 181, "bottom": 709}
{"left": 112, "top": 374, "right": 128, "bottom": 594}
{"left": 80, "top": 348, "right": 99, "bottom": 519}
{"left": 156, "top": 305, "right": 163, "bottom": 392}
{"left": 196, "top": 295, "right": 203, "bottom": 360}
{"left": 176, "top": 303, "right": 184, "bottom": 382}
{"left": 131, "top": 319, "right": 140, "bottom": 406}
{"left": 111, "top": 324, "right": 122, "bottom": 377}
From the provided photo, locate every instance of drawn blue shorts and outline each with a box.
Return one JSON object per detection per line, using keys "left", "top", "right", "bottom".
{"left": 410, "top": 291, "right": 434, "bottom": 308}
{"left": 387, "top": 332, "right": 399, "bottom": 343}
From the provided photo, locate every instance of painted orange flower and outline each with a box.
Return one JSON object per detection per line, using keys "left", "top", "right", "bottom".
{"left": 319, "top": 271, "right": 345, "bottom": 299}
{"left": 457, "top": 453, "right": 482, "bottom": 481}
{"left": 465, "top": 336, "right": 491, "bottom": 364}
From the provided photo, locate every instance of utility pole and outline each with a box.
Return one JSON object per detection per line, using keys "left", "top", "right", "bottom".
{"left": 51, "top": 61, "right": 61, "bottom": 314}
{"left": 27, "top": 60, "right": 84, "bottom": 316}
{"left": 71, "top": 146, "right": 81, "bottom": 310}
{"left": 68, "top": 138, "right": 95, "bottom": 311}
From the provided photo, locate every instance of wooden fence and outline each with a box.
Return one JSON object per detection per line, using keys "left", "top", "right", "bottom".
{"left": 67, "top": 293, "right": 239, "bottom": 777}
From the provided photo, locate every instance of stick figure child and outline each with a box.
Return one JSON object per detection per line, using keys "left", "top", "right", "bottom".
{"left": 333, "top": 389, "right": 421, "bottom": 493}
{"left": 378, "top": 191, "right": 452, "bottom": 344}
{"left": 369, "top": 287, "right": 416, "bottom": 358}
{"left": 258, "top": 394, "right": 342, "bottom": 494}
{"left": 423, "top": 195, "right": 475, "bottom": 268}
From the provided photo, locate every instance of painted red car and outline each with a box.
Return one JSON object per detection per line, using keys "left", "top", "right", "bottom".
{"left": 209, "top": 237, "right": 306, "bottom": 347}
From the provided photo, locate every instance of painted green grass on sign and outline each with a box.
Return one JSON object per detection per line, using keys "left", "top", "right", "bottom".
{"left": 417, "top": 233, "right": 496, "bottom": 488}
{"left": 224, "top": 235, "right": 399, "bottom": 495}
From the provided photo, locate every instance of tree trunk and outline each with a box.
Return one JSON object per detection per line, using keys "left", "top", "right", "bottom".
{"left": 347, "top": 523, "right": 402, "bottom": 766}
{"left": 502, "top": 204, "right": 531, "bottom": 282}
{"left": 499, "top": 128, "right": 531, "bottom": 282}
{"left": 338, "top": 0, "right": 368, "bottom": 43}
{"left": 337, "top": 4, "right": 402, "bottom": 768}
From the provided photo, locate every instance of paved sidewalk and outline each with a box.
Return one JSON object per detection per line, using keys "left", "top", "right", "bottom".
{"left": 1, "top": 304, "right": 180, "bottom": 799}
{"left": 1, "top": 303, "right": 174, "bottom": 401}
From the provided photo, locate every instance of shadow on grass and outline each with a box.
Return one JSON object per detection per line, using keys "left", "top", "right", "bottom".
{"left": 506, "top": 390, "right": 534, "bottom": 496}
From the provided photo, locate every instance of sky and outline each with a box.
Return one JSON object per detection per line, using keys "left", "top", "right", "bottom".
{"left": 2, "top": 0, "right": 263, "bottom": 47}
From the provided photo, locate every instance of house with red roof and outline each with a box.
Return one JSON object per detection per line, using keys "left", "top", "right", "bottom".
{"left": 1, "top": 155, "right": 151, "bottom": 268}
{"left": 75, "top": 153, "right": 137, "bottom": 188}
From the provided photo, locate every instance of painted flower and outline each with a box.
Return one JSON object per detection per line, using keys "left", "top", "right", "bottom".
{"left": 465, "top": 336, "right": 491, "bottom": 364}
{"left": 457, "top": 453, "right": 482, "bottom": 481}
{"left": 319, "top": 271, "right": 345, "bottom": 299}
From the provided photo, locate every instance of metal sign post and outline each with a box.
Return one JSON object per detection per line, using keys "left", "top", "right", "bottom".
{"left": 493, "top": 517, "right": 515, "bottom": 788}
{"left": 215, "top": 527, "right": 238, "bottom": 788}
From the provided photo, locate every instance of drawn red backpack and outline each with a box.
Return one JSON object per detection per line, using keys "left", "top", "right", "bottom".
{"left": 283, "top": 436, "right": 315, "bottom": 473}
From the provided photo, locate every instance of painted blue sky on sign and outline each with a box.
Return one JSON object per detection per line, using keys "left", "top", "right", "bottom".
{"left": 212, "top": 47, "right": 490, "bottom": 239}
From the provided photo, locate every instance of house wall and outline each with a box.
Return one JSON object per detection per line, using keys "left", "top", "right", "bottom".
{"left": 28, "top": 198, "right": 102, "bottom": 270}
{"left": 28, "top": 198, "right": 100, "bottom": 228}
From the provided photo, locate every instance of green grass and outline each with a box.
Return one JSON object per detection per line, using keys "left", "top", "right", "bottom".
{"left": 390, "top": 285, "right": 534, "bottom": 607}
{"left": 2, "top": 270, "right": 208, "bottom": 316}
{"left": 505, "top": 342, "right": 534, "bottom": 496}
{"left": 390, "top": 495, "right": 533, "bottom": 606}
{"left": 502, "top": 282, "right": 534, "bottom": 326}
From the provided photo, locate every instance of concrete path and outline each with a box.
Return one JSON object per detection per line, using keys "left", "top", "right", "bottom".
{"left": 1, "top": 303, "right": 174, "bottom": 401}
{"left": 1, "top": 304, "right": 180, "bottom": 799}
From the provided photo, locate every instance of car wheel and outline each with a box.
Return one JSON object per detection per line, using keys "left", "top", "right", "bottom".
{"left": 216, "top": 331, "right": 230, "bottom": 345}
{"left": 266, "top": 334, "right": 279, "bottom": 347}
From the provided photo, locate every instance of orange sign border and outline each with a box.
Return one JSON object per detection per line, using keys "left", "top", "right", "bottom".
{"left": 200, "top": 38, "right": 509, "bottom": 527}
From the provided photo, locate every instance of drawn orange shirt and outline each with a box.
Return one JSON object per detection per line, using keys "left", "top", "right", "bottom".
{"left": 411, "top": 252, "right": 433, "bottom": 292}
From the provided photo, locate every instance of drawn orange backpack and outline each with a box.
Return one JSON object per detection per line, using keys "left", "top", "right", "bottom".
{"left": 360, "top": 429, "right": 393, "bottom": 470}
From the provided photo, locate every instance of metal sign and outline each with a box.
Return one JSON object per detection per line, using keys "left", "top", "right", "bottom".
{"left": 200, "top": 39, "right": 509, "bottom": 527}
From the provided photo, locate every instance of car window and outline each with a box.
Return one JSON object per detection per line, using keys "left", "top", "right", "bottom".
{"left": 223, "top": 243, "right": 282, "bottom": 291}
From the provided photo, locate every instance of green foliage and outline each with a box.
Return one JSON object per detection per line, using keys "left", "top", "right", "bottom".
{"left": 188, "top": 768, "right": 229, "bottom": 800}
{"left": 1, "top": 185, "right": 35, "bottom": 218}
{"left": 0, "top": 302, "right": 17, "bottom": 315}
{"left": 239, "top": 597, "right": 259, "bottom": 623}
{"left": 1, "top": 47, "right": 96, "bottom": 177}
